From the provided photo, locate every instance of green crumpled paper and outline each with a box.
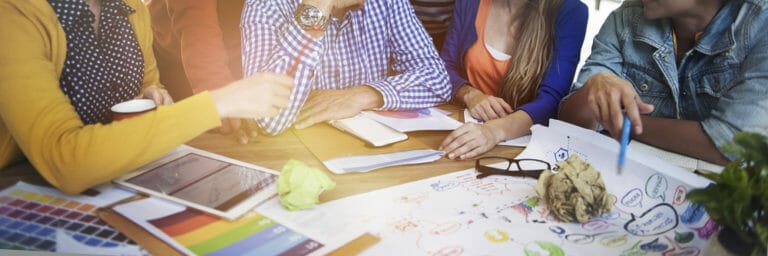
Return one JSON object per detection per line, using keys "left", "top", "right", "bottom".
{"left": 277, "top": 159, "right": 336, "bottom": 211}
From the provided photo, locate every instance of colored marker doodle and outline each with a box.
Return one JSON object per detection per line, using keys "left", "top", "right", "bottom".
{"left": 430, "top": 180, "right": 459, "bottom": 192}
{"left": 393, "top": 218, "right": 419, "bottom": 232}
{"left": 621, "top": 240, "right": 645, "bottom": 256}
{"left": 583, "top": 220, "right": 611, "bottom": 232}
{"left": 524, "top": 241, "right": 564, "bottom": 256}
{"left": 510, "top": 197, "right": 540, "bottom": 223}
{"left": 548, "top": 226, "right": 566, "bottom": 236}
{"left": 564, "top": 231, "right": 614, "bottom": 244}
{"left": 662, "top": 236, "right": 700, "bottom": 256}
{"left": 663, "top": 246, "right": 700, "bottom": 256}
{"left": 679, "top": 203, "right": 706, "bottom": 225}
{"left": 691, "top": 218, "right": 720, "bottom": 240}
{"left": 397, "top": 192, "right": 428, "bottom": 204}
{"left": 554, "top": 148, "right": 569, "bottom": 162}
{"left": 484, "top": 229, "right": 510, "bottom": 243}
{"left": 621, "top": 188, "right": 644, "bottom": 208}
{"left": 599, "top": 211, "right": 622, "bottom": 221}
{"left": 624, "top": 203, "right": 679, "bottom": 236}
{"left": 672, "top": 186, "right": 687, "bottom": 205}
{"left": 645, "top": 174, "right": 669, "bottom": 201}
{"left": 599, "top": 234, "right": 629, "bottom": 247}
{"left": 430, "top": 246, "right": 464, "bottom": 256}
{"left": 431, "top": 222, "right": 461, "bottom": 236}
{"left": 640, "top": 237, "right": 669, "bottom": 252}
{"left": 674, "top": 231, "right": 695, "bottom": 244}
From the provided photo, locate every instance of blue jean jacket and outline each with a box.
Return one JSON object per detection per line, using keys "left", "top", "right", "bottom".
{"left": 570, "top": 0, "right": 768, "bottom": 159}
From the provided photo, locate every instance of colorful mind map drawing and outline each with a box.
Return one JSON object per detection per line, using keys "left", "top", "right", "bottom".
{"left": 256, "top": 120, "right": 717, "bottom": 255}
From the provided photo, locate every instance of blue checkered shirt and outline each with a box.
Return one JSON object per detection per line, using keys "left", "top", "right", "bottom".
{"left": 242, "top": 0, "right": 451, "bottom": 135}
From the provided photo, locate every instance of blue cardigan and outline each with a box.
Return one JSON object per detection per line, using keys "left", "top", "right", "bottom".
{"left": 440, "top": 0, "right": 588, "bottom": 125}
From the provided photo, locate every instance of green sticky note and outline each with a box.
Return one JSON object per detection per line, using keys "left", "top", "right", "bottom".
{"left": 277, "top": 159, "right": 336, "bottom": 211}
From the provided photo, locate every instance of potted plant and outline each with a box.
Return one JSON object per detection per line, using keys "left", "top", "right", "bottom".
{"left": 687, "top": 132, "right": 768, "bottom": 256}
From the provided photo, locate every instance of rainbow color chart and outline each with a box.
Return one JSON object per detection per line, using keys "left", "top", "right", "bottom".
{"left": 115, "top": 197, "right": 323, "bottom": 255}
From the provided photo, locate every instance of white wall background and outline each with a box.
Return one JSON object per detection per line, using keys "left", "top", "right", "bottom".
{"left": 577, "top": 0, "right": 623, "bottom": 73}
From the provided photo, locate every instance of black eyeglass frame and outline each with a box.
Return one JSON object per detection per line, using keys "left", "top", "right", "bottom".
{"left": 474, "top": 157, "right": 551, "bottom": 179}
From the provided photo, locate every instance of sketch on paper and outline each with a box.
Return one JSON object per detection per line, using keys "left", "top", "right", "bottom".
{"left": 257, "top": 120, "right": 716, "bottom": 255}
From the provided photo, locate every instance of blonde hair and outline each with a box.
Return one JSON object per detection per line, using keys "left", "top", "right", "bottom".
{"left": 498, "top": 0, "right": 562, "bottom": 108}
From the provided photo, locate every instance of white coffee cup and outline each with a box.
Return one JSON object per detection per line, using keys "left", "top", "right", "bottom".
{"left": 111, "top": 99, "right": 156, "bottom": 121}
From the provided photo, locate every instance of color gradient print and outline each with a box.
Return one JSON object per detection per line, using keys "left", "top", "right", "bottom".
{"left": 147, "top": 208, "right": 323, "bottom": 256}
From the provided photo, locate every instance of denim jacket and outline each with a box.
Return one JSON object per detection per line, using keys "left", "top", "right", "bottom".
{"left": 570, "top": 0, "right": 768, "bottom": 159}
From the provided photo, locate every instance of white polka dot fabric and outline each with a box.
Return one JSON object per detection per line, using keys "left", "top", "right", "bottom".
{"left": 49, "top": 0, "right": 144, "bottom": 124}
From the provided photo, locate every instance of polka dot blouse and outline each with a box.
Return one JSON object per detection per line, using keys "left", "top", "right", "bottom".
{"left": 49, "top": 0, "right": 144, "bottom": 124}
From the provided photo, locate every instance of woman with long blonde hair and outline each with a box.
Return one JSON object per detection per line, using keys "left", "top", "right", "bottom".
{"left": 440, "top": 0, "right": 587, "bottom": 159}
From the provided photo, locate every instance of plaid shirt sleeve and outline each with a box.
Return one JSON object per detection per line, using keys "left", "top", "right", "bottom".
{"left": 242, "top": 0, "right": 322, "bottom": 135}
{"left": 366, "top": 0, "right": 451, "bottom": 111}
{"left": 242, "top": 0, "right": 450, "bottom": 135}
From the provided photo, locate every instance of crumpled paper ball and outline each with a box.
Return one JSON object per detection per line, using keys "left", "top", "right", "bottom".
{"left": 277, "top": 159, "right": 336, "bottom": 211}
{"left": 535, "top": 155, "right": 611, "bottom": 223}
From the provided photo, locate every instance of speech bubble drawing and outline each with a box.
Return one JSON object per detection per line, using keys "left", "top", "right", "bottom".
{"left": 672, "top": 186, "right": 687, "bottom": 205}
{"left": 645, "top": 174, "right": 669, "bottom": 202}
{"left": 621, "top": 188, "right": 644, "bottom": 208}
{"left": 674, "top": 231, "right": 695, "bottom": 244}
{"left": 680, "top": 203, "right": 706, "bottom": 225}
{"left": 661, "top": 236, "right": 700, "bottom": 256}
{"left": 599, "top": 234, "right": 628, "bottom": 248}
{"left": 640, "top": 237, "right": 669, "bottom": 252}
{"left": 548, "top": 226, "right": 566, "bottom": 236}
{"left": 624, "top": 203, "right": 679, "bottom": 236}
{"left": 583, "top": 220, "right": 611, "bottom": 232}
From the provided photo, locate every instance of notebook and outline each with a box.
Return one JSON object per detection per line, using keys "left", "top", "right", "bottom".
{"left": 114, "top": 145, "right": 278, "bottom": 220}
{"left": 0, "top": 182, "right": 143, "bottom": 254}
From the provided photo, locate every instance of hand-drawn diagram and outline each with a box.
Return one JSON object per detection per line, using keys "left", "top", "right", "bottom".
{"left": 257, "top": 121, "right": 717, "bottom": 255}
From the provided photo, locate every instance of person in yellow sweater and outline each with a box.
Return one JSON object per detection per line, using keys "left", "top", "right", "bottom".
{"left": 0, "top": 0, "right": 293, "bottom": 195}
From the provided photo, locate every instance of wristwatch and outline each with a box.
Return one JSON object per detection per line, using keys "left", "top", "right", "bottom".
{"left": 294, "top": 4, "right": 329, "bottom": 31}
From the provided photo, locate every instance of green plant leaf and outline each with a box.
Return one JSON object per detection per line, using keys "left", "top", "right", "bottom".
{"left": 689, "top": 131, "right": 768, "bottom": 252}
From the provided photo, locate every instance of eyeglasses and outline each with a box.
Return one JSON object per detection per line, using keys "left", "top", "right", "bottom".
{"left": 475, "top": 157, "right": 552, "bottom": 179}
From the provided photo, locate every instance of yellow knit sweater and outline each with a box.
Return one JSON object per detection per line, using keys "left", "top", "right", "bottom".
{"left": 0, "top": 0, "right": 222, "bottom": 194}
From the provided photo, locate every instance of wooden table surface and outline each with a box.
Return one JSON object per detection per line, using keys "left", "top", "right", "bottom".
{"left": 186, "top": 105, "right": 524, "bottom": 202}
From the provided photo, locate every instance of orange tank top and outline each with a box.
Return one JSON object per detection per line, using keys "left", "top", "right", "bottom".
{"left": 464, "top": 0, "right": 511, "bottom": 96}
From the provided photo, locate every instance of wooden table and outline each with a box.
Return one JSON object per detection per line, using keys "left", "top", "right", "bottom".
{"left": 187, "top": 104, "right": 524, "bottom": 201}
{"left": 2, "top": 104, "right": 525, "bottom": 255}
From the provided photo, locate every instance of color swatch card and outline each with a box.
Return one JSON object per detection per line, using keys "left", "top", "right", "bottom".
{"left": 0, "top": 181, "right": 143, "bottom": 255}
{"left": 113, "top": 197, "right": 327, "bottom": 256}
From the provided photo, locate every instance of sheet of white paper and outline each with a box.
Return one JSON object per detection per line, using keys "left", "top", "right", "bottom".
{"left": 323, "top": 149, "right": 444, "bottom": 174}
{"left": 463, "top": 109, "right": 530, "bottom": 147}
{"left": 629, "top": 141, "right": 724, "bottom": 174}
{"left": 260, "top": 119, "right": 717, "bottom": 255}
{"left": 362, "top": 108, "right": 462, "bottom": 132}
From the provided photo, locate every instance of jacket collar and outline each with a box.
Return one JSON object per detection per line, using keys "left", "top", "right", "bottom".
{"left": 632, "top": 0, "right": 740, "bottom": 56}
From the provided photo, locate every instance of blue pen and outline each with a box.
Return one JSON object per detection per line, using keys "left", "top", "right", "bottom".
{"left": 617, "top": 115, "right": 631, "bottom": 173}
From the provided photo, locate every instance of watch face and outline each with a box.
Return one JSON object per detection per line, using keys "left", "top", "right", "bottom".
{"left": 300, "top": 6, "right": 324, "bottom": 25}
